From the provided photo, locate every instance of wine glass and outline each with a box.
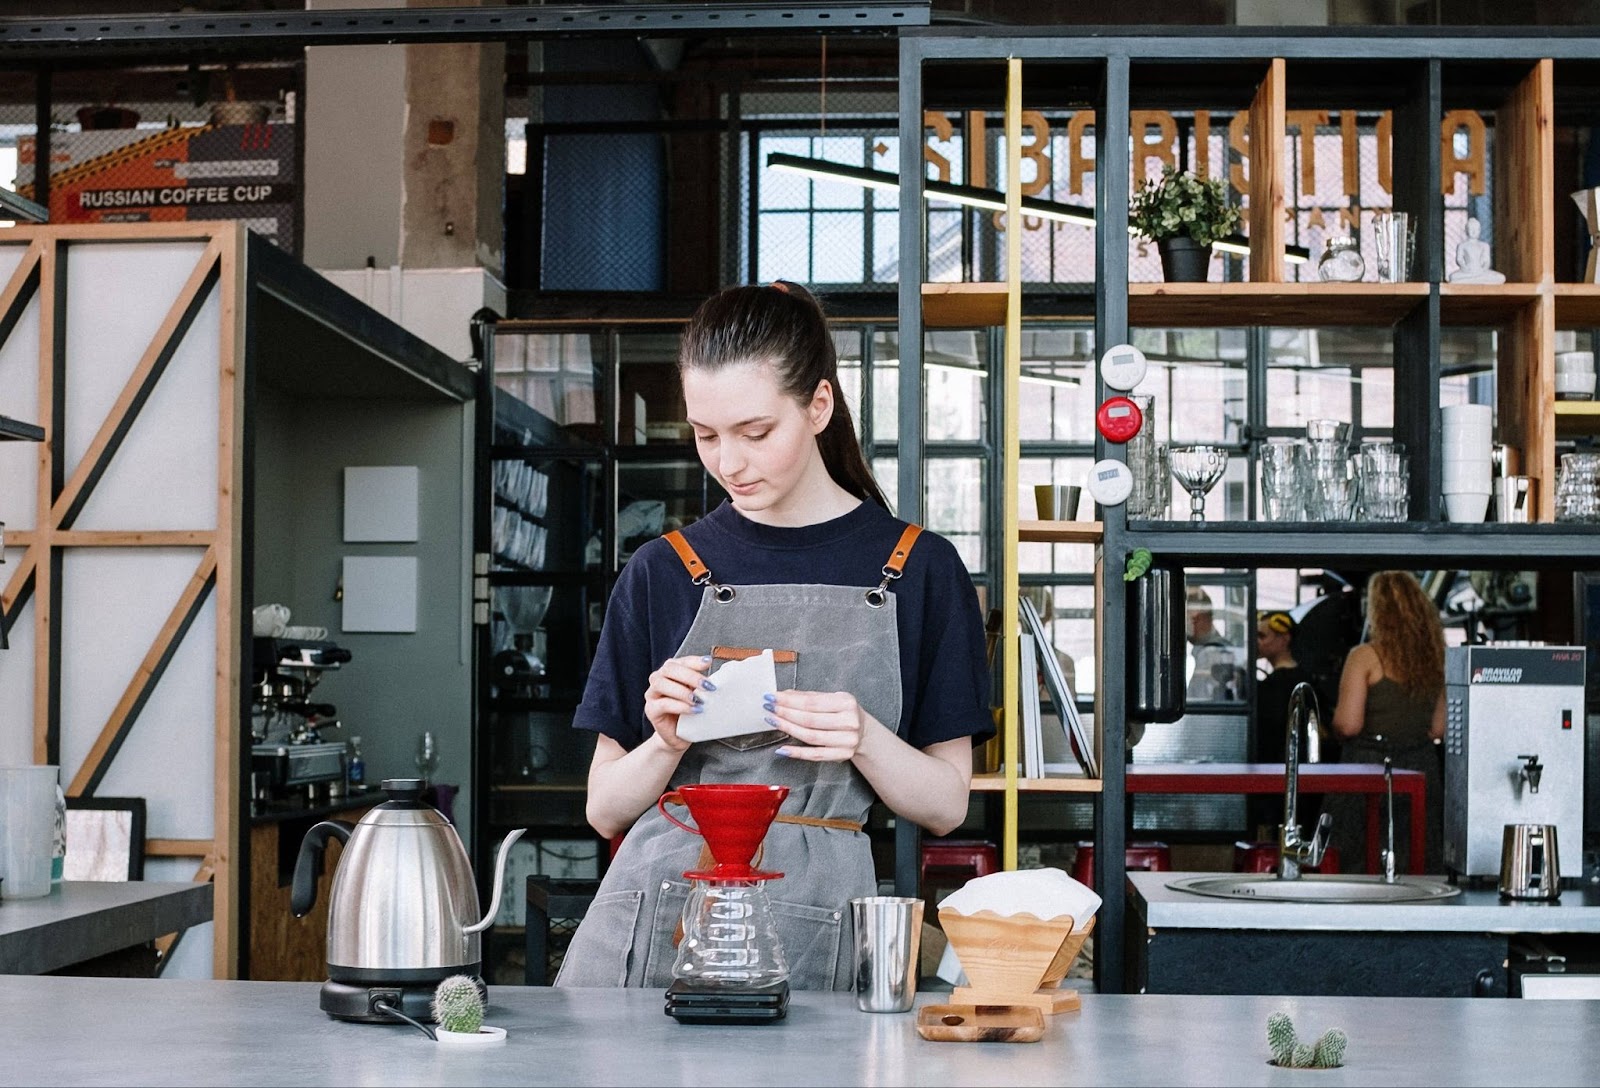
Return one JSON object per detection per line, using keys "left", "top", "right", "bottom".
{"left": 1169, "top": 445, "right": 1229, "bottom": 523}
{"left": 415, "top": 730, "right": 440, "bottom": 782}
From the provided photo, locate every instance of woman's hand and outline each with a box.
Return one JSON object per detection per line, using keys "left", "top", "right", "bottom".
{"left": 762, "top": 689, "right": 876, "bottom": 762}
{"left": 644, "top": 654, "right": 714, "bottom": 751}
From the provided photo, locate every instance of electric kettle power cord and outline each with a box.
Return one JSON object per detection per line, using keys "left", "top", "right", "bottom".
{"left": 373, "top": 996, "right": 437, "bottom": 1042}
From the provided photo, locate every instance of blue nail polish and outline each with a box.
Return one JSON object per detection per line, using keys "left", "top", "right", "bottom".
{"left": 692, "top": 693, "right": 703, "bottom": 705}
{"left": 702, "top": 679, "right": 717, "bottom": 691}
{"left": 761, "top": 700, "right": 776, "bottom": 712}
{"left": 700, "top": 655, "right": 713, "bottom": 663}
{"left": 763, "top": 715, "right": 778, "bottom": 728}
{"left": 775, "top": 747, "right": 793, "bottom": 758}
{"left": 762, "top": 693, "right": 775, "bottom": 701}
{"left": 691, "top": 705, "right": 705, "bottom": 714}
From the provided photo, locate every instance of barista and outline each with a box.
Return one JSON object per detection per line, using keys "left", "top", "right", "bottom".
{"left": 555, "top": 282, "right": 994, "bottom": 991}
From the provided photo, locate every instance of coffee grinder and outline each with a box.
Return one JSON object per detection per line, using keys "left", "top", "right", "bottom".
{"left": 1443, "top": 644, "right": 1586, "bottom": 883}
{"left": 656, "top": 784, "right": 791, "bottom": 1024}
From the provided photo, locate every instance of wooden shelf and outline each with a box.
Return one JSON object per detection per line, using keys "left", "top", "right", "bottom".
{"left": 971, "top": 773, "right": 1103, "bottom": 794}
{"left": 922, "top": 281, "right": 1008, "bottom": 327}
{"left": 1441, "top": 283, "right": 1544, "bottom": 325}
{"left": 0, "top": 414, "right": 43, "bottom": 442}
{"left": 1554, "top": 400, "right": 1600, "bottom": 435}
{"left": 1128, "top": 282, "right": 1428, "bottom": 327}
{"left": 1018, "top": 519, "right": 1103, "bottom": 543}
{"left": 1553, "top": 284, "right": 1600, "bottom": 327}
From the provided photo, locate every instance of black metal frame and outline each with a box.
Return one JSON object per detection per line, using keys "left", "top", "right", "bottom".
{"left": 898, "top": 28, "right": 1600, "bottom": 994}
{"left": 0, "top": 3, "right": 928, "bottom": 59}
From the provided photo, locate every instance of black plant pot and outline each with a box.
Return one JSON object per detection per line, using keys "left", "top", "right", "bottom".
{"left": 1157, "top": 236, "right": 1212, "bottom": 282}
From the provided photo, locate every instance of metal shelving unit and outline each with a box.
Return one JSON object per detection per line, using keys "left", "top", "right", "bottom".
{"left": 897, "top": 27, "right": 1600, "bottom": 994}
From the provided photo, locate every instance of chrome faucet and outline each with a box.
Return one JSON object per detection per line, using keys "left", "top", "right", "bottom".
{"left": 1380, "top": 757, "right": 1397, "bottom": 884}
{"left": 1278, "top": 682, "right": 1332, "bottom": 880}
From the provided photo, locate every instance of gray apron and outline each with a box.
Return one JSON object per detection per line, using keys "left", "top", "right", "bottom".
{"left": 555, "top": 526, "right": 920, "bottom": 991}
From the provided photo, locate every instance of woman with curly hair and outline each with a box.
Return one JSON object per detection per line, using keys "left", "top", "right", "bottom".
{"left": 1321, "top": 571, "right": 1446, "bottom": 873}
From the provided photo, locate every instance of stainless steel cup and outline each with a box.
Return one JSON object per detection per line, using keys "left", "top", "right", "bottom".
{"left": 1499, "top": 823, "right": 1560, "bottom": 900}
{"left": 1494, "top": 475, "right": 1534, "bottom": 523}
{"left": 1034, "top": 484, "right": 1082, "bottom": 521}
{"left": 850, "top": 895, "right": 923, "bottom": 1013}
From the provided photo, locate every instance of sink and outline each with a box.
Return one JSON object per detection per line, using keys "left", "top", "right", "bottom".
{"left": 1167, "top": 873, "right": 1462, "bottom": 903}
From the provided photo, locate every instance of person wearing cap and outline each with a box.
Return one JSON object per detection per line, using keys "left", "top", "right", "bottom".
{"left": 1250, "top": 610, "right": 1318, "bottom": 838}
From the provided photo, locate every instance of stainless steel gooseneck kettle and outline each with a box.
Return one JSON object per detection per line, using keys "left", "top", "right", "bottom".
{"left": 291, "top": 778, "right": 525, "bottom": 1022}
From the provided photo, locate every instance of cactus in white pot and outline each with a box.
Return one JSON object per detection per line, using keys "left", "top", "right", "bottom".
{"left": 431, "top": 975, "right": 505, "bottom": 1046}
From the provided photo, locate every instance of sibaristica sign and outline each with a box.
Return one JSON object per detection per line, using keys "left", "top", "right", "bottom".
{"left": 77, "top": 183, "right": 287, "bottom": 209}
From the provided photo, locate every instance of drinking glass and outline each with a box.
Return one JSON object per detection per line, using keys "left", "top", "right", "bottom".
{"left": 1258, "top": 439, "right": 1305, "bottom": 521}
{"left": 415, "top": 730, "right": 440, "bottom": 781}
{"left": 1169, "top": 445, "right": 1229, "bottom": 523}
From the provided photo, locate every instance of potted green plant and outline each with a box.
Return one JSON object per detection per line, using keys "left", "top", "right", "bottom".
{"left": 1130, "top": 165, "right": 1241, "bottom": 282}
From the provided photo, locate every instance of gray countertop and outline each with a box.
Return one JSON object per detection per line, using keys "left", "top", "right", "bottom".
{"left": 1130, "top": 871, "right": 1600, "bottom": 933}
{"left": 0, "top": 880, "right": 213, "bottom": 974}
{"left": 3, "top": 976, "right": 1598, "bottom": 1087}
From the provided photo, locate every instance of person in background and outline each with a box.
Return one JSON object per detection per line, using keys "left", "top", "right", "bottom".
{"left": 1250, "top": 610, "right": 1317, "bottom": 839}
{"left": 555, "top": 281, "right": 994, "bottom": 991}
{"left": 1186, "top": 586, "right": 1244, "bottom": 703}
{"left": 1321, "top": 571, "right": 1446, "bottom": 874}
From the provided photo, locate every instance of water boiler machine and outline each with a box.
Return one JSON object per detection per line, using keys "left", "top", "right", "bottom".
{"left": 1443, "top": 645, "right": 1586, "bottom": 882}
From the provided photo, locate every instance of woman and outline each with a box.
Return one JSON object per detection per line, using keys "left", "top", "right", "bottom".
{"left": 555, "top": 281, "right": 993, "bottom": 990}
{"left": 1322, "top": 571, "right": 1446, "bottom": 874}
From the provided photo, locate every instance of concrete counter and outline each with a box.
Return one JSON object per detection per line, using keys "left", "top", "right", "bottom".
{"left": 4, "top": 976, "right": 1598, "bottom": 1086}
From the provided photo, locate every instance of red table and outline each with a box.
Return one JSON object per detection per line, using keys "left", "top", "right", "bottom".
{"left": 1124, "top": 762, "right": 1427, "bottom": 875}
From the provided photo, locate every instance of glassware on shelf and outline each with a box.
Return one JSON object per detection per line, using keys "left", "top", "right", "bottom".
{"left": 1257, "top": 439, "right": 1305, "bottom": 521}
{"left": 415, "top": 730, "right": 440, "bottom": 782}
{"left": 1168, "top": 445, "right": 1229, "bottom": 523}
{"left": 1316, "top": 237, "right": 1366, "bottom": 282}
{"left": 1554, "top": 452, "right": 1600, "bottom": 523}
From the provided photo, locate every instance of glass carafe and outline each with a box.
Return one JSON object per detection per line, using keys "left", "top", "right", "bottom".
{"left": 672, "top": 879, "right": 789, "bottom": 987}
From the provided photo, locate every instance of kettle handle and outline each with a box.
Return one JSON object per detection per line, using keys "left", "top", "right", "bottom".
{"left": 290, "top": 820, "right": 353, "bottom": 918}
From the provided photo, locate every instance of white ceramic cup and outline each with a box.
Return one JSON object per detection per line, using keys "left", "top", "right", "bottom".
{"left": 1444, "top": 491, "right": 1491, "bottom": 523}
{"left": 1442, "top": 460, "right": 1492, "bottom": 491}
{"left": 1556, "top": 350, "right": 1595, "bottom": 370}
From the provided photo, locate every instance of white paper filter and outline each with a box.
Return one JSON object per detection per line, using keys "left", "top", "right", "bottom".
{"left": 938, "top": 867, "right": 1101, "bottom": 932}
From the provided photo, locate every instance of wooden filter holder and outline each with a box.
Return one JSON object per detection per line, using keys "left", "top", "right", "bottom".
{"left": 938, "top": 908, "right": 1095, "bottom": 1015}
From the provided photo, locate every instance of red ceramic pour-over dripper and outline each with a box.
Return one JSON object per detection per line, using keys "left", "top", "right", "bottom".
{"left": 657, "top": 783, "right": 789, "bottom": 883}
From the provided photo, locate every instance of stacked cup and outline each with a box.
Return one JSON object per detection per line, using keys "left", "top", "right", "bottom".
{"left": 1441, "top": 404, "right": 1493, "bottom": 522}
{"left": 1125, "top": 395, "right": 1169, "bottom": 519}
{"left": 1356, "top": 439, "right": 1409, "bottom": 521}
{"left": 1556, "top": 351, "right": 1595, "bottom": 401}
{"left": 1258, "top": 438, "right": 1305, "bottom": 520}
{"left": 1303, "top": 420, "right": 1355, "bottom": 520}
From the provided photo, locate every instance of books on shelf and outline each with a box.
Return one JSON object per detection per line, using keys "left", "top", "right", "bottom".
{"left": 1020, "top": 594, "right": 1099, "bottom": 779}
{"left": 1020, "top": 631, "right": 1043, "bottom": 778}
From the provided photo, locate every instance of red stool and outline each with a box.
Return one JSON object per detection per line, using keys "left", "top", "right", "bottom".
{"left": 1070, "top": 841, "right": 1172, "bottom": 887}
{"left": 1232, "top": 841, "right": 1341, "bottom": 874}
{"left": 921, "top": 838, "right": 1000, "bottom": 884}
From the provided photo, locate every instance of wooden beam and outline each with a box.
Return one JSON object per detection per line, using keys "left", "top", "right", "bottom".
{"left": 1247, "top": 59, "right": 1286, "bottom": 284}
{"left": 51, "top": 239, "right": 222, "bottom": 529}
{"left": 155, "top": 852, "right": 216, "bottom": 967}
{"left": 0, "top": 240, "right": 43, "bottom": 347}
{"left": 42, "top": 530, "right": 218, "bottom": 547}
{"left": 1494, "top": 59, "right": 1553, "bottom": 286}
{"left": 213, "top": 224, "right": 245, "bottom": 981}
{"left": 145, "top": 838, "right": 214, "bottom": 857}
{"left": 32, "top": 238, "right": 59, "bottom": 764}
{"left": 67, "top": 547, "right": 217, "bottom": 797}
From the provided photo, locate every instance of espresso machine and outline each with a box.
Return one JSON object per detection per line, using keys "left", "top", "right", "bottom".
{"left": 251, "top": 637, "right": 354, "bottom": 805}
{"left": 1443, "top": 644, "right": 1586, "bottom": 882}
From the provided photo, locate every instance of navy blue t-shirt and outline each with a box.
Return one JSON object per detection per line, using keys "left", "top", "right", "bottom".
{"left": 574, "top": 499, "right": 994, "bottom": 752}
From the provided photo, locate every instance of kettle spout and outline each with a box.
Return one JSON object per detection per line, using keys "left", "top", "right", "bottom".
{"left": 464, "top": 828, "right": 528, "bottom": 935}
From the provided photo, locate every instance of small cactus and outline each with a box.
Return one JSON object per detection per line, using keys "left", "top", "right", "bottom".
{"left": 1312, "top": 1028, "right": 1348, "bottom": 1068}
{"left": 1267, "top": 1012, "right": 1298, "bottom": 1065}
{"left": 431, "top": 974, "right": 485, "bottom": 1035}
{"left": 1267, "top": 1011, "right": 1347, "bottom": 1068}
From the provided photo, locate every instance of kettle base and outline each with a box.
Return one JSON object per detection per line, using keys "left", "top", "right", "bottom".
{"left": 320, "top": 978, "right": 483, "bottom": 1023}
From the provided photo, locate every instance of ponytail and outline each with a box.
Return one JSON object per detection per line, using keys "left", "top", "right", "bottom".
{"left": 679, "top": 281, "right": 890, "bottom": 511}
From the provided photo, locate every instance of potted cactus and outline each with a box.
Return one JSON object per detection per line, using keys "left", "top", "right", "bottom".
{"left": 1130, "top": 165, "right": 1241, "bottom": 282}
{"left": 1267, "top": 1011, "right": 1347, "bottom": 1069}
{"left": 432, "top": 975, "right": 507, "bottom": 1046}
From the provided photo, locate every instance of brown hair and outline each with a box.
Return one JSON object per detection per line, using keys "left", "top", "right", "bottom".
{"left": 1365, "top": 571, "right": 1445, "bottom": 700}
{"left": 678, "top": 281, "right": 889, "bottom": 510}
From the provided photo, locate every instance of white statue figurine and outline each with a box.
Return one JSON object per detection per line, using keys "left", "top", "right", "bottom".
{"left": 1447, "top": 217, "right": 1506, "bottom": 284}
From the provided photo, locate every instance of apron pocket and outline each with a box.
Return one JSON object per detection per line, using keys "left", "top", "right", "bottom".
{"left": 772, "top": 899, "right": 844, "bottom": 991}
{"left": 641, "top": 878, "right": 691, "bottom": 988}
{"left": 554, "top": 889, "right": 642, "bottom": 988}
